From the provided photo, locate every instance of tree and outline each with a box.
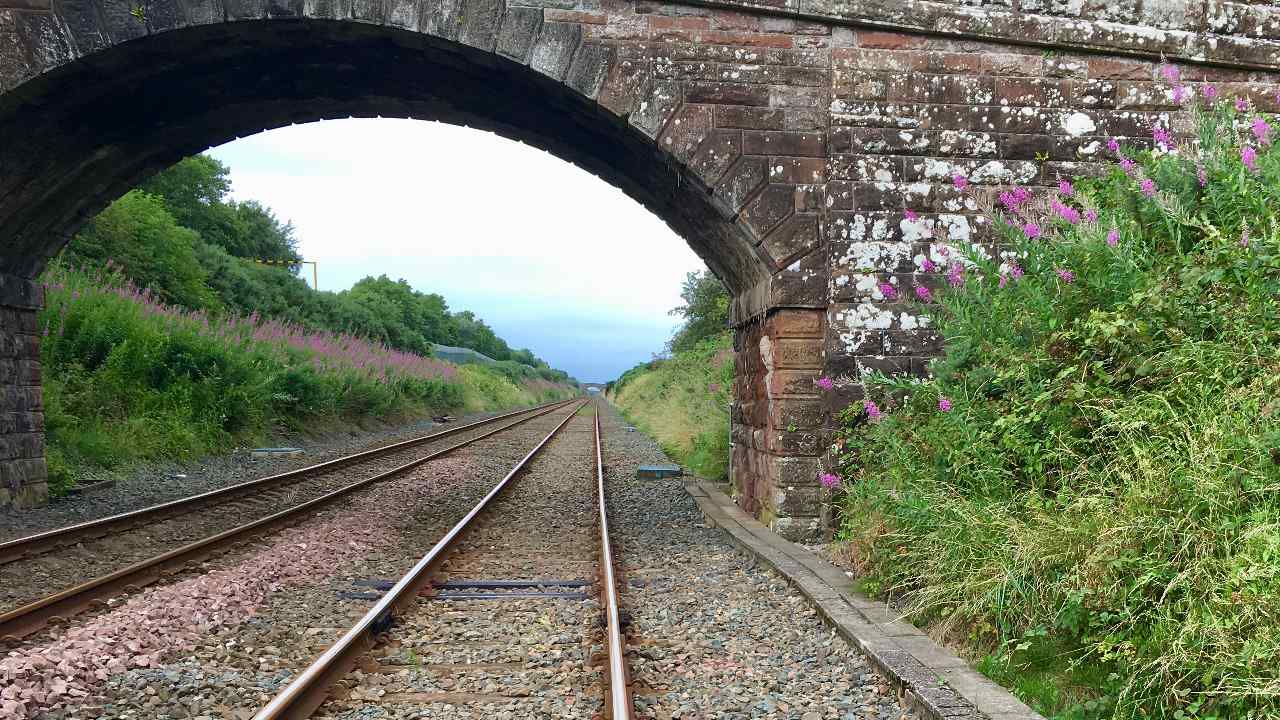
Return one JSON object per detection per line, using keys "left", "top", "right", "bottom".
{"left": 667, "top": 270, "right": 730, "bottom": 354}
{"left": 66, "top": 191, "right": 218, "bottom": 310}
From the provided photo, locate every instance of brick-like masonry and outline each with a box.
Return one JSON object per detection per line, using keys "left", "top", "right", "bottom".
{"left": 1, "top": 0, "right": 1278, "bottom": 535}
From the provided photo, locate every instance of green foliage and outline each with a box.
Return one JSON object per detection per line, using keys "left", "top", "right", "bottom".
{"left": 64, "top": 191, "right": 219, "bottom": 310}
{"left": 832, "top": 98, "right": 1280, "bottom": 718}
{"left": 610, "top": 331, "right": 734, "bottom": 479}
{"left": 61, "top": 153, "right": 568, "bottom": 378}
{"left": 667, "top": 270, "right": 730, "bottom": 354}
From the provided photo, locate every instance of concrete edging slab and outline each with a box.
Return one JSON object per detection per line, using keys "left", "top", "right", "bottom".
{"left": 683, "top": 480, "right": 1043, "bottom": 720}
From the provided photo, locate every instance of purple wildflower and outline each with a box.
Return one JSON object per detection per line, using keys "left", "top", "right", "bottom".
{"left": 1051, "top": 200, "right": 1081, "bottom": 225}
{"left": 820, "top": 472, "right": 841, "bottom": 489}
{"left": 1120, "top": 157, "right": 1136, "bottom": 174}
{"left": 1084, "top": 208, "right": 1099, "bottom": 224}
{"left": 1058, "top": 180, "right": 1074, "bottom": 196}
{"left": 1204, "top": 85, "right": 1218, "bottom": 101}
{"left": 1106, "top": 228, "right": 1120, "bottom": 247}
{"left": 915, "top": 285, "right": 933, "bottom": 302}
{"left": 1171, "top": 85, "right": 1188, "bottom": 103}
{"left": 1152, "top": 125, "right": 1172, "bottom": 149}
{"left": 1197, "top": 165, "right": 1208, "bottom": 187}
{"left": 920, "top": 257, "right": 937, "bottom": 273}
{"left": 1243, "top": 145, "right": 1259, "bottom": 172}
{"left": 946, "top": 263, "right": 965, "bottom": 288}
{"left": 1009, "top": 261, "right": 1024, "bottom": 280}
{"left": 864, "top": 400, "right": 883, "bottom": 422}
{"left": 953, "top": 174, "right": 969, "bottom": 190}
{"left": 998, "top": 274, "right": 1008, "bottom": 289}
{"left": 905, "top": 209, "right": 919, "bottom": 222}
{"left": 1252, "top": 117, "right": 1272, "bottom": 145}
{"left": 1056, "top": 267, "right": 1076, "bottom": 283}
{"left": 1023, "top": 222, "right": 1042, "bottom": 239}
{"left": 1160, "top": 63, "right": 1180, "bottom": 83}
{"left": 1236, "top": 97, "right": 1249, "bottom": 112}
{"left": 938, "top": 396, "right": 952, "bottom": 412}
{"left": 1106, "top": 137, "right": 1121, "bottom": 154}
{"left": 1140, "top": 178, "right": 1157, "bottom": 197}
{"left": 878, "top": 282, "right": 897, "bottom": 300}
{"left": 816, "top": 376, "right": 835, "bottom": 391}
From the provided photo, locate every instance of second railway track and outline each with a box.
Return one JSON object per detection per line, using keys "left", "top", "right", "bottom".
{"left": 0, "top": 399, "right": 578, "bottom": 641}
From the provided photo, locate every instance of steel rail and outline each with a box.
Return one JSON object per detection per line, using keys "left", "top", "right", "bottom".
{"left": 251, "top": 399, "right": 589, "bottom": 720}
{"left": 595, "top": 402, "right": 636, "bottom": 719}
{"left": 0, "top": 399, "right": 575, "bottom": 566}
{"left": 0, "top": 400, "right": 583, "bottom": 642}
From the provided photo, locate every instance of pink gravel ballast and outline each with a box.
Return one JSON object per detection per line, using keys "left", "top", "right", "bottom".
{"left": 0, "top": 455, "right": 470, "bottom": 718}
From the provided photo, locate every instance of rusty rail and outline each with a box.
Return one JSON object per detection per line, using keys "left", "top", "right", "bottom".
{"left": 252, "top": 399, "right": 589, "bottom": 720}
{"left": 594, "top": 401, "right": 636, "bottom": 719}
{"left": 0, "top": 399, "right": 574, "bottom": 566}
{"left": 0, "top": 399, "right": 581, "bottom": 642}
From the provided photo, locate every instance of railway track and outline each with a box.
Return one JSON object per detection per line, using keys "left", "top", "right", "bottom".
{"left": 0, "top": 399, "right": 580, "bottom": 642}
{"left": 251, "top": 401, "right": 634, "bottom": 719}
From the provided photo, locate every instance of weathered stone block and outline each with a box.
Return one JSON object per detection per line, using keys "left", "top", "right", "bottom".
{"left": 528, "top": 21, "right": 580, "bottom": 81}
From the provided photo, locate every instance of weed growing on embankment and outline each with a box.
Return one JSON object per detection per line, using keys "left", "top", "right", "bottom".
{"left": 39, "top": 265, "right": 574, "bottom": 495}
{"left": 608, "top": 332, "right": 734, "bottom": 479}
{"left": 828, "top": 79, "right": 1280, "bottom": 719}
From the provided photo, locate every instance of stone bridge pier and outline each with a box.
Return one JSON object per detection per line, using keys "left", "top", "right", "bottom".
{"left": 3, "top": 0, "right": 1280, "bottom": 539}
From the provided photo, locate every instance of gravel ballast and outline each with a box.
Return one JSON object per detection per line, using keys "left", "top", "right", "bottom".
{"left": 2, "top": 406, "right": 581, "bottom": 719}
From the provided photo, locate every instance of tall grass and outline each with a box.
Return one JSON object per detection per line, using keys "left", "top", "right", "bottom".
{"left": 609, "top": 332, "right": 733, "bottom": 479}
{"left": 830, "top": 78, "right": 1280, "bottom": 719}
{"left": 39, "top": 265, "right": 573, "bottom": 494}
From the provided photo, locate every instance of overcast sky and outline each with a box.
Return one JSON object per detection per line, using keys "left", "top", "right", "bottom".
{"left": 207, "top": 118, "right": 704, "bottom": 383}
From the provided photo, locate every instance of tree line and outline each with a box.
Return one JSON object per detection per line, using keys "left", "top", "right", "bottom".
{"left": 62, "top": 155, "right": 568, "bottom": 382}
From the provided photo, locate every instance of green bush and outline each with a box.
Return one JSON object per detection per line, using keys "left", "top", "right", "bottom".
{"left": 831, "top": 88, "right": 1280, "bottom": 719}
{"left": 610, "top": 332, "right": 734, "bottom": 479}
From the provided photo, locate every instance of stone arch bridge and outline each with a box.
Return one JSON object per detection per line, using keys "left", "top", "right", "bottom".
{"left": 2, "top": 0, "right": 1279, "bottom": 538}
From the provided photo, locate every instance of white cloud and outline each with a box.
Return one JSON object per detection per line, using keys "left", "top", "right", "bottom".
{"left": 206, "top": 118, "right": 705, "bottom": 381}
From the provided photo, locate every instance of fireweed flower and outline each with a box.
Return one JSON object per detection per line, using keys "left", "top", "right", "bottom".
{"left": 920, "top": 257, "right": 937, "bottom": 273}
{"left": 1152, "top": 125, "right": 1173, "bottom": 149}
{"left": 820, "top": 472, "right": 841, "bottom": 489}
{"left": 998, "top": 274, "right": 1008, "bottom": 288}
{"left": 905, "top": 209, "right": 920, "bottom": 222}
{"left": 864, "top": 400, "right": 883, "bottom": 422}
{"left": 946, "top": 263, "right": 965, "bottom": 288}
{"left": 1198, "top": 165, "right": 1208, "bottom": 187}
{"left": 938, "top": 396, "right": 952, "bottom": 412}
{"left": 1140, "top": 178, "right": 1157, "bottom": 196}
{"left": 1204, "top": 85, "right": 1218, "bottom": 101}
{"left": 1120, "top": 157, "right": 1136, "bottom": 173}
{"left": 1241, "top": 226, "right": 1250, "bottom": 247}
{"left": 1058, "top": 180, "right": 1074, "bottom": 196}
{"left": 1106, "top": 228, "right": 1120, "bottom": 246}
{"left": 1009, "top": 261, "right": 1024, "bottom": 280}
{"left": 1106, "top": 137, "right": 1121, "bottom": 154}
{"left": 816, "top": 376, "right": 835, "bottom": 391}
{"left": 953, "top": 174, "right": 969, "bottom": 190}
{"left": 1056, "top": 267, "right": 1076, "bottom": 283}
{"left": 1236, "top": 96, "right": 1249, "bottom": 112}
{"left": 1243, "top": 145, "right": 1259, "bottom": 172}
{"left": 1171, "top": 85, "right": 1189, "bottom": 103}
{"left": 915, "top": 285, "right": 933, "bottom": 302}
{"left": 1051, "top": 200, "right": 1081, "bottom": 224}
{"left": 1085, "top": 208, "right": 1099, "bottom": 224}
{"left": 1252, "top": 117, "right": 1272, "bottom": 145}
{"left": 1161, "top": 63, "right": 1180, "bottom": 83}
{"left": 1023, "top": 222, "right": 1042, "bottom": 239}
{"left": 877, "top": 282, "right": 897, "bottom": 299}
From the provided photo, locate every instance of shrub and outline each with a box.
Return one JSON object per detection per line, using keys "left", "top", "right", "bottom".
{"left": 830, "top": 80, "right": 1280, "bottom": 719}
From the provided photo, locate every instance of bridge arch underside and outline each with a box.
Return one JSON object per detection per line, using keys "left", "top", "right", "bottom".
{"left": 6, "top": 0, "right": 1280, "bottom": 539}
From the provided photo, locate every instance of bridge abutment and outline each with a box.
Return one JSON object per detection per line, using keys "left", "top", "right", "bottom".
{"left": 0, "top": 274, "right": 46, "bottom": 510}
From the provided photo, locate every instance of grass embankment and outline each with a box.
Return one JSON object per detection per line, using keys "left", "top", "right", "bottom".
{"left": 40, "top": 266, "right": 574, "bottom": 495}
{"left": 607, "top": 332, "right": 733, "bottom": 479}
{"left": 829, "top": 87, "right": 1280, "bottom": 718}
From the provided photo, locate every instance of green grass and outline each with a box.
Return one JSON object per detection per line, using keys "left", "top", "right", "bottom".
{"left": 39, "top": 266, "right": 574, "bottom": 494}
{"left": 830, "top": 93, "right": 1280, "bottom": 718}
{"left": 608, "top": 332, "right": 733, "bottom": 479}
